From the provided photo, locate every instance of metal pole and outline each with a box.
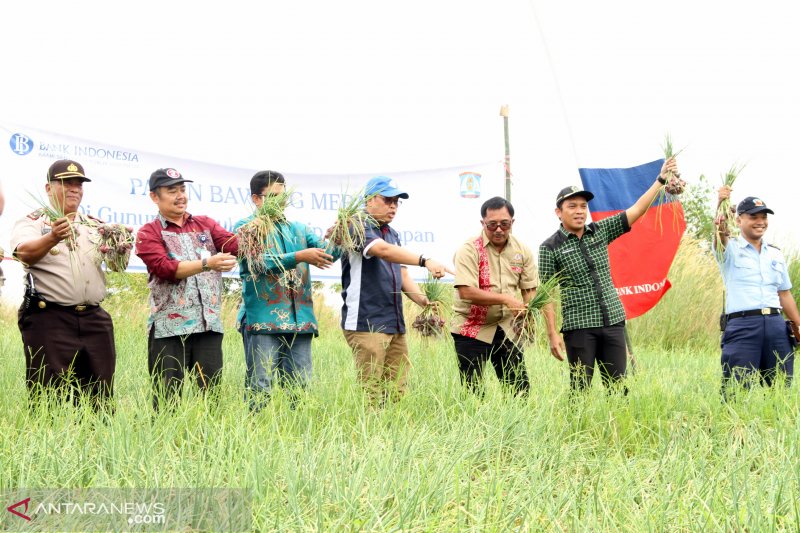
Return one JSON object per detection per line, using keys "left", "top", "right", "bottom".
{"left": 500, "top": 105, "right": 511, "bottom": 201}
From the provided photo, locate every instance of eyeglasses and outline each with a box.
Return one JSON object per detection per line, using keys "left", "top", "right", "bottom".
{"left": 483, "top": 220, "right": 513, "bottom": 230}
{"left": 379, "top": 196, "right": 403, "bottom": 206}
{"left": 257, "top": 190, "right": 286, "bottom": 198}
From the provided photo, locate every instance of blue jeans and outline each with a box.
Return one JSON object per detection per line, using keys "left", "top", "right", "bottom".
{"left": 241, "top": 329, "right": 313, "bottom": 409}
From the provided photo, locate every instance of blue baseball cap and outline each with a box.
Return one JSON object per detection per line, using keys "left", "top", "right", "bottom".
{"left": 364, "top": 176, "right": 409, "bottom": 199}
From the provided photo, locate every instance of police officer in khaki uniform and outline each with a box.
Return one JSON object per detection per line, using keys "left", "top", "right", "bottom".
{"left": 11, "top": 160, "right": 121, "bottom": 402}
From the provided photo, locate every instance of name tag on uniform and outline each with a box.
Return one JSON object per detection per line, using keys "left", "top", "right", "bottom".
{"left": 200, "top": 249, "right": 212, "bottom": 260}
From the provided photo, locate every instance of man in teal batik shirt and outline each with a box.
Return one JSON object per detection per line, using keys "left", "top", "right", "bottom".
{"left": 236, "top": 170, "right": 339, "bottom": 410}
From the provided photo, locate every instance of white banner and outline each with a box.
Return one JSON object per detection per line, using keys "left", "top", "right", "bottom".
{"left": 0, "top": 122, "right": 505, "bottom": 302}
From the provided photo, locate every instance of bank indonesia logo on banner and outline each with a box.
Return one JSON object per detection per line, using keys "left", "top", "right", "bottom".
{"left": 9, "top": 133, "right": 34, "bottom": 156}
{"left": 459, "top": 172, "right": 481, "bottom": 198}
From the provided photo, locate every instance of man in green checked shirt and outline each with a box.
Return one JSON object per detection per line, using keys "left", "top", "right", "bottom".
{"left": 539, "top": 158, "right": 678, "bottom": 391}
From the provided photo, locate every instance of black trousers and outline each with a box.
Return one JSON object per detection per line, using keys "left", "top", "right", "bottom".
{"left": 563, "top": 323, "right": 627, "bottom": 391}
{"left": 18, "top": 304, "right": 116, "bottom": 401}
{"left": 452, "top": 328, "right": 529, "bottom": 395}
{"left": 148, "top": 327, "right": 223, "bottom": 410}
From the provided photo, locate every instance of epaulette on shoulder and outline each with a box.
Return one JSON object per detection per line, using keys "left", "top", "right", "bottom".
{"left": 767, "top": 243, "right": 781, "bottom": 250}
{"left": 541, "top": 229, "right": 566, "bottom": 251}
{"left": 26, "top": 208, "right": 45, "bottom": 220}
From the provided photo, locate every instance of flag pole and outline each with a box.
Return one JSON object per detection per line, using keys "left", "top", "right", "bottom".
{"left": 500, "top": 105, "right": 511, "bottom": 201}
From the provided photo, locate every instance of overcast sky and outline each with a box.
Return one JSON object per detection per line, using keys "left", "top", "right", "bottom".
{"left": 2, "top": 0, "right": 799, "bottom": 247}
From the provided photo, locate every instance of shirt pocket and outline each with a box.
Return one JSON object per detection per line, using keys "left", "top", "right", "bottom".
{"left": 509, "top": 255, "right": 524, "bottom": 275}
{"left": 732, "top": 253, "right": 757, "bottom": 270}
{"left": 588, "top": 239, "right": 610, "bottom": 270}
{"left": 769, "top": 260, "right": 787, "bottom": 286}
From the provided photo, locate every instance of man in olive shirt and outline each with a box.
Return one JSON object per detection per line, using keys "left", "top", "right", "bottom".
{"left": 539, "top": 158, "right": 677, "bottom": 391}
{"left": 451, "top": 196, "right": 538, "bottom": 394}
{"left": 11, "top": 160, "right": 122, "bottom": 402}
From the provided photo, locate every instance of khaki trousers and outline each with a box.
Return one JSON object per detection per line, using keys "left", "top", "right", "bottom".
{"left": 343, "top": 330, "right": 409, "bottom": 403}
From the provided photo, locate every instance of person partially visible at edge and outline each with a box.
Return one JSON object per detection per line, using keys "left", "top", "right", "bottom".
{"left": 450, "top": 196, "right": 538, "bottom": 395}
{"left": 235, "top": 170, "right": 340, "bottom": 411}
{"left": 539, "top": 158, "right": 678, "bottom": 393}
{"left": 11, "top": 159, "right": 125, "bottom": 406}
{"left": 714, "top": 188, "right": 800, "bottom": 395}
{"left": 135, "top": 168, "right": 239, "bottom": 410}
{"left": 339, "top": 176, "right": 452, "bottom": 405}
{"left": 0, "top": 180, "right": 5, "bottom": 294}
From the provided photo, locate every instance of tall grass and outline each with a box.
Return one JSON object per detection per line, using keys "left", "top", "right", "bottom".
{"left": 1, "top": 240, "right": 799, "bottom": 531}
{"left": 627, "top": 236, "right": 723, "bottom": 351}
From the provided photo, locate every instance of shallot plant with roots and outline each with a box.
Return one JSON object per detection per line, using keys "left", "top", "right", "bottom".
{"left": 325, "top": 190, "right": 378, "bottom": 255}
{"left": 713, "top": 164, "right": 744, "bottom": 262}
{"left": 411, "top": 275, "right": 450, "bottom": 337}
{"left": 92, "top": 223, "right": 134, "bottom": 272}
{"left": 29, "top": 192, "right": 78, "bottom": 252}
{"left": 661, "top": 134, "right": 686, "bottom": 195}
{"left": 236, "top": 188, "right": 294, "bottom": 277}
{"left": 652, "top": 134, "right": 686, "bottom": 233}
{"left": 27, "top": 190, "right": 83, "bottom": 276}
{"left": 511, "top": 274, "right": 561, "bottom": 350}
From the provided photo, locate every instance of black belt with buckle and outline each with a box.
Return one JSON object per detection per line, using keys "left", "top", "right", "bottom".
{"left": 726, "top": 307, "right": 781, "bottom": 321}
{"left": 31, "top": 296, "right": 98, "bottom": 313}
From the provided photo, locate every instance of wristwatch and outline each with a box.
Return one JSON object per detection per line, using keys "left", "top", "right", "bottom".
{"left": 201, "top": 258, "right": 210, "bottom": 272}
{"left": 657, "top": 175, "right": 667, "bottom": 185}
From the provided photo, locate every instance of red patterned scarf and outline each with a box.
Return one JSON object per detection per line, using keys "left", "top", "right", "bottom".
{"left": 459, "top": 237, "right": 492, "bottom": 338}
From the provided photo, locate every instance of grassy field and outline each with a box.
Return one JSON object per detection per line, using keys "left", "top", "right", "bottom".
{"left": 1, "top": 240, "right": 799, "bottom": 531}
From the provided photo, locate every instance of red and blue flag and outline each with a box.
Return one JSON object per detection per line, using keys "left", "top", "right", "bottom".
{"left": 579, "top": 159, "right": 685, "bottom": 319}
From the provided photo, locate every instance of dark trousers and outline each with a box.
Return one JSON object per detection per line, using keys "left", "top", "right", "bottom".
{"left": 18, "top": 304, "right": 116, "bottom": 402}
{"left": 452, "top": 328, "right": 529, "bottom": 395}
{"left": 721, "top": 314, "right": 793, "bottom": 391}
{"left": 148, "top": 327, "right": 223, "bottom": 410}
{"left": 564, "top": 323, "right": 627, "bottom": 391}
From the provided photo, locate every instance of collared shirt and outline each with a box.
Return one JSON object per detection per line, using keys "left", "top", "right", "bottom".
{"left": 538, "top": 212, "right": 630, "bottom": 331}
{"left": 451, "top": 233, "right": 539, "bottom": 344}
{"left": 135, "top": 212, "right": 238, "bottom": 339}
{"left": 719, "top": 235, "right": 791, "bottom": 314}
{"left": 11, "top": 210, "right": 107, "bottom": 305}
{"left": 341, "top": 221, "right": 405, "bottom": 334}
{"left": 235, "top": 217, "right": 340, "bottom": 335}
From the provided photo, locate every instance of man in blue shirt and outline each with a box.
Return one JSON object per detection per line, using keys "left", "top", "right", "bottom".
{"left": 716, "top": 188, "right": 800, "bottom": 393}
{"left": 340, "top": 176, "right": 451, "bottom": 404}
{"left": 236, "top": 170, "right": 336, "bottom": 410}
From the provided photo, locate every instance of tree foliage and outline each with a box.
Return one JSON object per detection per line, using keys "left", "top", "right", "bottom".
{"left": 681, "top": 174, "right": 715, "bottom": 246}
